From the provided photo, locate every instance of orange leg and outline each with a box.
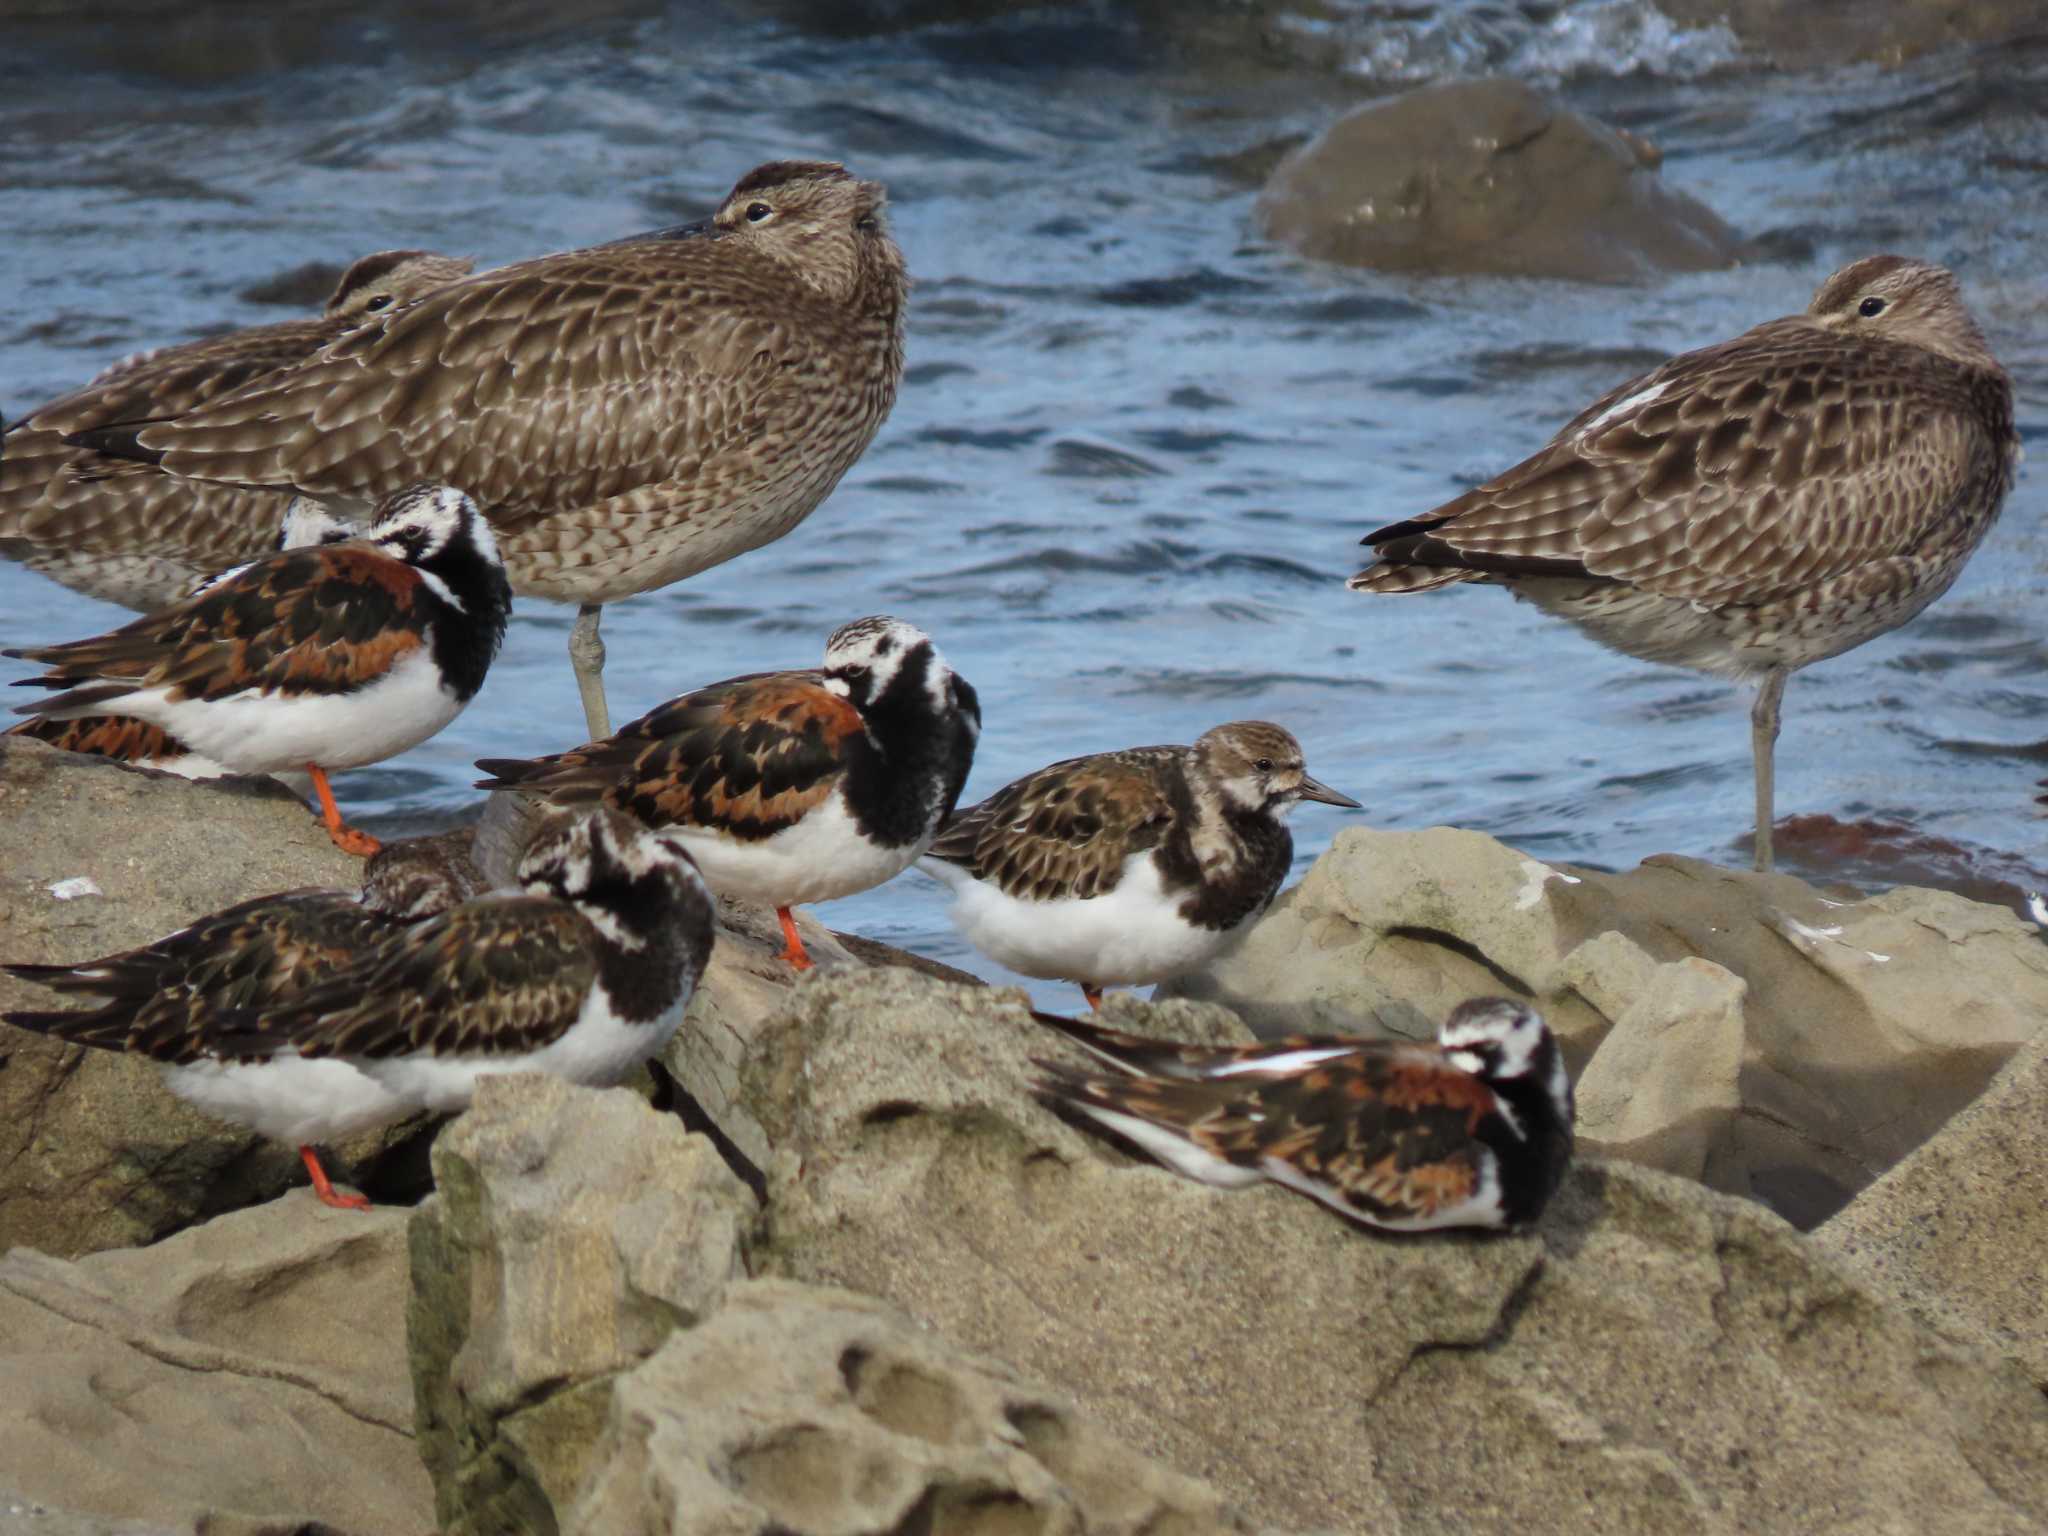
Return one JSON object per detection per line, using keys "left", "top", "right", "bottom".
{"left": 775, "top": 906, "right": 814, "bottom": 971}
{"left": 299, "top": 1145, "right": 371, "bottom": 1211}
{"left": 306, "top": 764, "right": 381, "bottom": 857}
{"left": 1081, "top": 984, "right": 1105, "bottom": 1010}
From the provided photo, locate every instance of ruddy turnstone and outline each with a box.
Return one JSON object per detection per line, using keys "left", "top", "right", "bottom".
{"left": 920, "top": 721, "right": 1359, "bottom": 1005}
{"left": 3, "top": 498, "right": 362, "bottom": 781}
{"left": 1, "top": 833, "right": 487, "bottom": 1208}
{"left": 5, "top": 483, "right": 511, "bottom": 856}
{"left": 76, "top": 162, "right": 909, "bottom": 740}
{"left": 1031, "top": 997, "right": 1574, "bottom": 1233}
{"left": 1350, "top": 254, "right": 2019, "bottom": 872}
{"left": 170, "top": 808, "right": 708, "bottom": 1203}
{"left": 475, "top": 615, "right": 979, "bottom": 971}
{"left": 1, "top": 250, "right": 472, "bottom": 611}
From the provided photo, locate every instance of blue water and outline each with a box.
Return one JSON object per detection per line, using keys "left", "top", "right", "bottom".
{"left": 4, "top": 2, "right": 2045, "bottom": 1003}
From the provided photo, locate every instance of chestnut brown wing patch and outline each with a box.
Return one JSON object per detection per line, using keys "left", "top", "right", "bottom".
{"left": 926, "top": 748, "right": 1180, "bottom": 902}
{"left": 5, "top": 713, "right": 189, "bottom": 763}
{"left": 8, "top": 543, "right": 429, "bottom": 707}
{"left": 478, "top": 669, "right": 865, "bottom": 842}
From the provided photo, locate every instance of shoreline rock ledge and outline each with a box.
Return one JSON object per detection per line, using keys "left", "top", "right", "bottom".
{"left": 1161, "top": 825, "right": 2048, "bottom": 1229}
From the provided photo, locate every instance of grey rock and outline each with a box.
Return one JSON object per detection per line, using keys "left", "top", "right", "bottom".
{"left": 0, "top": 1192, "right": 426, "bottom": 1536}
{"left": 571, "top": 1278, "right": 1271, "bottom": 1536}
{"left": 1257, "top": 80, "right": 1744, "bottom": 282}
{"left": 741, "top": 968, "right": 2048, "bottom": 1534}
{"left": 1817, "top": 1031, "right": 2048, "bottom": 1389}
{"left": 0, "top": 737, "right": 409, "bottom": 1257}
{"left": 408, "top": 1073, "right": 757, "bottom": 1536}
{"left": 1657, "top": 0, "right": 2042, "bottom": 65}
{"left": 1164, "top": 827, "right": 2048, "bottom": 1225}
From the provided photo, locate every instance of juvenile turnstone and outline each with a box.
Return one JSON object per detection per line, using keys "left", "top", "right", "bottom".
{"left": 77, "top": 162, "right": 909, "bottom": 740}
{"left": 1350, "top": 254, "right": 2019, "bottom": 872}
{"left": 1031, "top": 997, "right": 1574, "bottom": 1233}
{"left": 3, "top": 498, "right": 362, "bottom": 781}
{"left": 6, "top": 483, "right": 511, "bottom": 856}
{"left": 920, "top": 721, "right": 1358, "bottom": 1005}
{"left": 1, "top": 250, "right": 472, "bottom": 611}
{"left": 476, "top": 615, "right": 979, "bottom": 970}
{"left": 179, "top": 808, "right": 710, "bottom": 1200}
{"left": 1, "top": 833, "right": 486, "bottom": 1208}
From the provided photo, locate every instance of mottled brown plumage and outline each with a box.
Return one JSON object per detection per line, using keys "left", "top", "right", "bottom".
{"left": 1350, "top": 255, "right": 2018, "bottom": 871}
{"left": 0, "top": 251, "right": 473, "bottom": 610}
{"left": 88, "top": 161, "right": 910, "bottom": 738}
{"left": 1030, "top": 999, "right": 1574, "bottom": 1232}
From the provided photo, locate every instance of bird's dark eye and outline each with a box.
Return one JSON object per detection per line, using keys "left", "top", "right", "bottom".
{"left": 365, "top": 294, "right": 392, "bottom": 311}
{"left": 1253, "top": 757, "right": 1274, "bottom": 773}
{"left": 746, "top": 202, "right": 773, "bottom": 223}
{"left": 1858, "top": 296, "right": 1887, "bottom": 318}
{"left": 856, "top": 214, "right": 878, "bottom": 232}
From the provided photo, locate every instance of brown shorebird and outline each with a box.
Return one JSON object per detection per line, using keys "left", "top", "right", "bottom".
{"left": 0, "top": 250, "right": 473, "bottom": 610}
{"left": 74, "top": 160, "right": 910, "bottom": 741}
{"left": 1350, "top": 255, "right": 2018, "bottom": 872}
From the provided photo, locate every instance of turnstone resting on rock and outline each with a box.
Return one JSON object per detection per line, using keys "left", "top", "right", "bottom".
{"left": 77, "top": 161, "right": 909, "bottom": 740}
{"left": 921, "top": 721, "right": 1358, "bottom": 1006}
{"left": 5, "top": 483, "right": 511, "bottom": 856}
{"left": 4, "top": 498, "right": 362, "bottom": 782}
{"left": 1350, "top": 254, "right": 2018, "bottom": 872}
{"left": 1031, "top": 997, "right": 1574, "bottom": 1233}
{"left": 5, "top": 810, "right": 712, "bottom": 1210}
{"left": 1, "top": 833, "right": 489, "bottom": 1208}
{"left": 0, "top": 249, "right": 473, "bottom": 611}
{"left": 476, "top": 615, "right": 979, "bottom": 971}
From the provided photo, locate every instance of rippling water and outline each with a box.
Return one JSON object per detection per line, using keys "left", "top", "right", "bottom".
{"left": 4, "top": 1, "right": 2044, "bottom": 1002}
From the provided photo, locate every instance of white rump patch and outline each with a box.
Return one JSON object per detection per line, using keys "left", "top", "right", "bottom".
{"left": 1206, "top": 1046, "right": 1358, "bottom": 1079}
{"left": 1070, "top": 1103, "right": 1263, "bottom": 1189}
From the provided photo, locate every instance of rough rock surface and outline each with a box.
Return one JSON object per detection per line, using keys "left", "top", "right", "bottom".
{"left": 412, "top": 1073, "right": 1275, "bottom": 1535}
{"left": 573, "top": 1279, "right": 1273, "bottom": 1535}
{"left": 1163, "top": 826, "right": 2048, "bottom": 1225}
{"left": 0, "top": 737, "right": 394, "bottom": 1256}
{"left": 408, "top": 1073, "right": 757, "bottom": 1536}
{"left": 742, "top": 969, "right": 2048, "bottom": 1534}
{"left": 1818, "top": 1032, "right": 2048, "bottom": 1389}
{"left": 0, "top": 1191, "right": 427, "bottom": 1536}
{"left": 1257, "top": 80, "right": 1743, "bottom": 281}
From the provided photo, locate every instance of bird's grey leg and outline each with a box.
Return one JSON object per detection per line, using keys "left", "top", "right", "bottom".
{"left": 569, "top": 602, "right": 611, "bottom": 741}
{"left": 1750, "top": 667, "right": 1788, "bottom": 874}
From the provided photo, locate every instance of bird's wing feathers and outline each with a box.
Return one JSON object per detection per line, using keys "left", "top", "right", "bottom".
{"left": 1367, "top": 322, "right": 1998, "bottom": 605}
{"left": 229, "top": 895, "right": 596, "bottom": 1060}
{"left": 925, "top": 749, "right": 1180, "bottom": 901}
{"left": 478, "top": 668, "right": 864, "bottom": 839}
{"left": 8, "top": 543, "right": 428, "bottom": 707}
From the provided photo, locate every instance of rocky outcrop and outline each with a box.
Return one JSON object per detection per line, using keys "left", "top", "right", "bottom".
{"left": 0, "top": 1192, "right": 427, "bottom": 1536}
{"left": 1162, "top": 826, "right": 2048, "bottom": 1226}
{"left": 411, "top": 1073, "right": 1284, "bottom": 1534}
{"left": 1817, "top": 1032, "right": 2048, "bottom": 1389}
{"left": 1257, "top": 80, "right": 1744, "bottom": 281}
{"left": 740, "top": 970, "right": 2048, "bottom": 1534}
{"left": 1658, "top": 0, "right": 2044, "bottom": 66}
{"left": 0, "top": 738, "right": 393, "bottom": 1257}
{"left": 408, "top": 1073, "right": 757, "bottom": 1535}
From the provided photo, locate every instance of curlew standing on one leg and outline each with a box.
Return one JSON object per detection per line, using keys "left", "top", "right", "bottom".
{"left": 74, "top": 161, "right": 909, "bottom": 741}
{"left": 1350, "top": 255, "right": 2018, "bottom": 873}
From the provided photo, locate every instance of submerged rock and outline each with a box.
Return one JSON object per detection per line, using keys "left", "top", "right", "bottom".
{"left": 1257, "top": 79, "right": 1744, "bottom": 281}
{"left": 1163, "top": 826, "right": 2048, "bottom": 1226}
{"left": 740, "top": 970, "right": 2048, "bottom": 1534}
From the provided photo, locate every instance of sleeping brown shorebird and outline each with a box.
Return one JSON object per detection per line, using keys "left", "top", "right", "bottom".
{"left": 1, "top": 249, "right": 474, "bottom": 610}
{"left": 72, "top": 160, "right": 910, "bottom": 741}
{"left": 1350, "top": 255, "right": 2018, "bottom": 872}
